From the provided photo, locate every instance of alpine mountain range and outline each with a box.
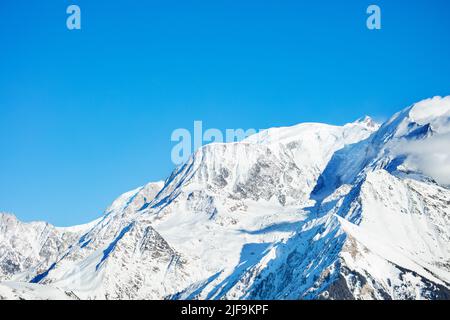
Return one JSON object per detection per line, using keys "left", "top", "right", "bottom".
{"left": 1, "top": 96, "right": 450, "bottom": 300}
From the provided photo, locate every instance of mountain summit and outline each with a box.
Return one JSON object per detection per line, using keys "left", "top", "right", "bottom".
{"left": 1, "top": 96, "right": 449, "bottom": 300}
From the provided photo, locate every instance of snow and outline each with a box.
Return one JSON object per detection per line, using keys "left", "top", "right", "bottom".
{"left": 0, "top": 281, "right": 73, "bottom": 300}
{"left": 409, "top": 96, "right": 450, "bottom": 133}
{"left": 56, "top": 218, "right": 102, "bottom": 233}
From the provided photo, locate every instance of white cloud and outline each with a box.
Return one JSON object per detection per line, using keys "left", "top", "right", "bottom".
{"left": 392, "top": 133, "right": 450, "bottom": 185}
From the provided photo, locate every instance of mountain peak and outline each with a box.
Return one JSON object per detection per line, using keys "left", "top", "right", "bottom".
{"left": 353, "top": 115, "right": 379, "bottom": 129}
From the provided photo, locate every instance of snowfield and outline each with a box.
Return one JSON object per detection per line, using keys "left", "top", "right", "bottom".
{"left": 1, "top": 96, "right": 449, "bottom": 300}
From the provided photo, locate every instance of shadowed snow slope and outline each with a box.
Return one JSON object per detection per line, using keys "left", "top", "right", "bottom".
{"left": 1, "top": 96, "right": 449, "bottom": 300}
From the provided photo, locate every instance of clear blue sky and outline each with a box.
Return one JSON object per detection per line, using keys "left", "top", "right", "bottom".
{"left": 1, "top": 0, "right": 449, "bottom": 226}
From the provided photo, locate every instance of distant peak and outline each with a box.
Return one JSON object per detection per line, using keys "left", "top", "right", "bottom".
{"left": 0, "top": 212, "right": 16, "bottom": 220}
{"left": 353, "top": 115, "right": 379, "bottom": 129}
{"left": 355, "top": 115, "right": 373, "bottom": 123}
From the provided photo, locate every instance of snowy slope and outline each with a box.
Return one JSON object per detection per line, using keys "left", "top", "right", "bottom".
{"left": 0, "top": 281, "right": 74, "bottom": 300}
{"left": 1, "top": 96, "right": 449, "bottom": 300}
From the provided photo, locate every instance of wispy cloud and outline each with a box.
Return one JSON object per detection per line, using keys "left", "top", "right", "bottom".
{"left": 393, "top": 133, "right": 450, "bottom": 185}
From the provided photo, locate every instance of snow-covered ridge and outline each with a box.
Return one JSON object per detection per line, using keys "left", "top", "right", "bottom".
{"left": 0, "top": 212, "right": 88, "bottom": 282}
{"left": 1, "top": 96, "right": 449, "bottom": 300}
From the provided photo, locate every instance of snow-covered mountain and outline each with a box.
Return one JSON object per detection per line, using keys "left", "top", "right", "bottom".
{"left": 0, "top": 213, "right": 98, "bottom": 282}
{"left": 1, "top": 96, "right": 449, "bottom": 300}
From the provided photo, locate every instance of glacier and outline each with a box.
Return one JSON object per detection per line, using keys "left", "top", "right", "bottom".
{"left": 0, "top": 96, "right": 449, "bottom": 300}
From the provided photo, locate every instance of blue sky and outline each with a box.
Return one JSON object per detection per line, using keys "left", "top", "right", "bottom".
{"left": 1, "top": 0, "right": 450, "bottom": 226}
